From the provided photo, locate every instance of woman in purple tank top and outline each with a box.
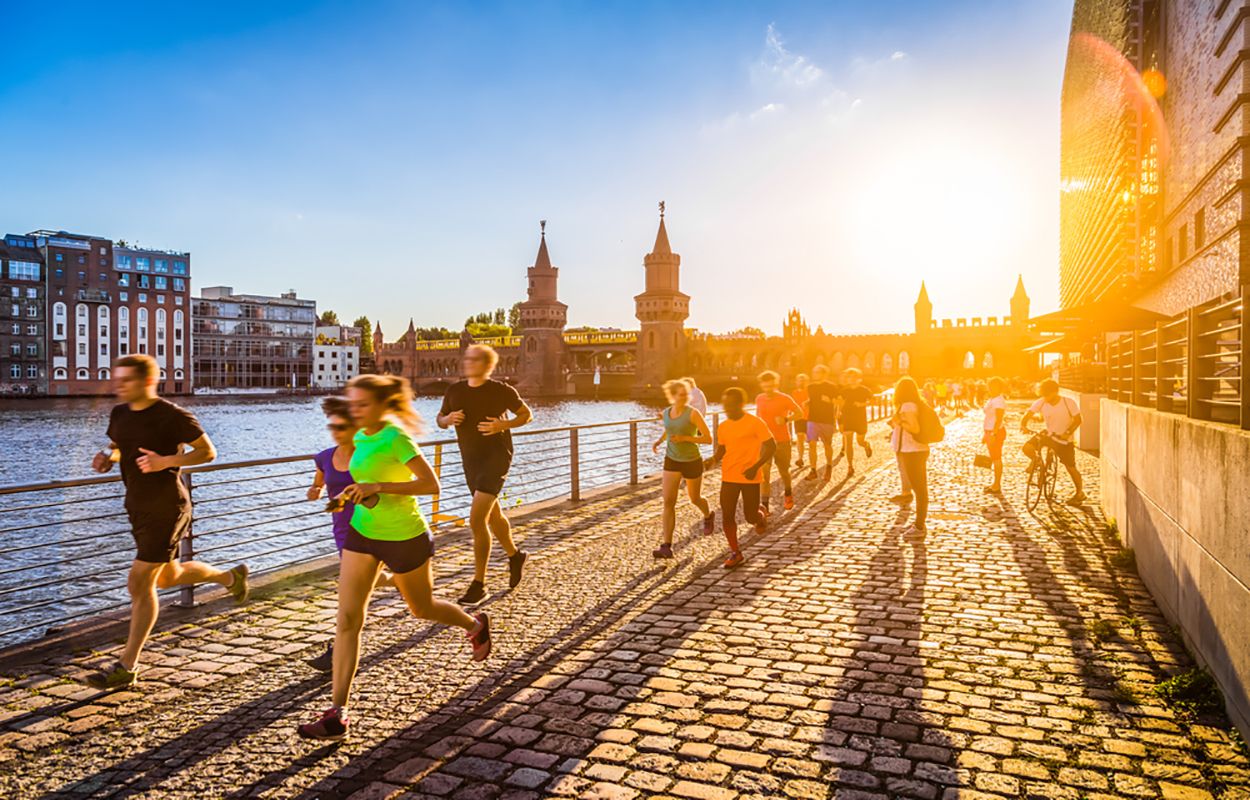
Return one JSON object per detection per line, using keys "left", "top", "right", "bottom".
{"left": 305, "top": 397, "right": 392, "bottom": 671}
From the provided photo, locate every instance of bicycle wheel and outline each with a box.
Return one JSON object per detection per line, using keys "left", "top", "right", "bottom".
{"left": 1025, "top": 461, "right": 1044, "bottom": 511}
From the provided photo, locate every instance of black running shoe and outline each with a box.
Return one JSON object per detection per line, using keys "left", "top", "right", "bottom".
{"left": 508, "top": 551, "right": 527, "bottom": 589}
{"left": 459, "top": 580, "right": 486, "bottom": 605}
{"left": 86, "top": 660, "right": 137, "bottom": 690}
{"left": 307, "top": 642, "right": 333, "bottom": 672}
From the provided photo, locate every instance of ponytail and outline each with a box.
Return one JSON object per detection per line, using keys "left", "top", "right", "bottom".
{"left": 347, "top": 374, "right": 425, "bottom": 435}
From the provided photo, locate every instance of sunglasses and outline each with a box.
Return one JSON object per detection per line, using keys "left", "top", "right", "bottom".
{"left": 327, "top": 423, "right": 352, "bottom": 432}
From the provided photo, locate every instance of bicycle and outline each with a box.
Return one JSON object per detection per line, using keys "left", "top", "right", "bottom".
{"left": 1023, "top": 428, "right": 1059, "bottom": 512}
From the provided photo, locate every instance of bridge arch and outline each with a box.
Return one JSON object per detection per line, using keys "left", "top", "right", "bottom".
{"left": 881, "top": 353, "right": 894, "bottom": 374}
{"left": 898, "top": 351, "right": 910, "bottom": 373}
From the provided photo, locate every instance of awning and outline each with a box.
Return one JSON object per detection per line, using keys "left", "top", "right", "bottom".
{"left": 1023, "top": 336, "right": 1080, "bottom": 354}
{"left": 1030, "top": 298, "right": 1167, "bottom": 335}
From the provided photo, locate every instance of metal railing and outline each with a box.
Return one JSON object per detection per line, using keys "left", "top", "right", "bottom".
{"left": 1107, "top": 286, "right": 1246, "bottom": 428}
{"left": 0, "top": 396, "right": 897, "bottom": 648}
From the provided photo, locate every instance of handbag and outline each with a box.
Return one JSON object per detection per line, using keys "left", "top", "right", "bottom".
{"left": 973, "top": 454, "right": 992, "bottom": 469}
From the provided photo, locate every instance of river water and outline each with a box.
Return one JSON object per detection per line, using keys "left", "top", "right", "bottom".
{"left": 0, "top": 394, "right": 680, "bottom": 647}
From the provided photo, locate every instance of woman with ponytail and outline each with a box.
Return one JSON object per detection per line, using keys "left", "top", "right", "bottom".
{"left": 297, "top": 374, "right": 492, "bottom": 741}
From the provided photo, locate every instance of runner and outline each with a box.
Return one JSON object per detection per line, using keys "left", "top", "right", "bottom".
{"left": 890, "top": 376, "right": 930, "bottom": 536}
{"left": 754, "top": 370, "right": 802, "bottom": 511}
{"left": 683, "top": 376, "right": 709, "bottom": 417}
{"left": 651, "top": 379, "right": 715, "bottom": 559}
{"left": 981, "top": 376, "right": 1008, "bottom": 495}
{"left": 437, "top": 343, "right": 533, "bottom": 604}
{"left": 304, "top": 396, "right": 394, "bottom": 672}
{"left": 791, "top": 373, "right": 810, "bottom": 469}
{"left": 297, "top": 375, "right": 490, "bottom": 741}
{"left": 805, "top": 364, "right": 840, "bottom": 483}
{"left": 705, "top": 388, "right": 775, "bottom": 569}
{"left": 86, "top": 354, "right": 248, "bottom": 690}
{"left": 837, "top": 367, "right": 874, "bottom": 478}
{"left": 1020, "top": 379, "right": 1085, "bottom": 505}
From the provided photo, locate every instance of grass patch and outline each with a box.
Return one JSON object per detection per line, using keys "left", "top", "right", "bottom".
{"left": 1154, "top": 668, "right": 1224, "bottom": 716}
{"left": 1087, "top": 619, "right": 1117, "bottom": 644}
{"left": 1111, "top": 679, "right": 1141, "bottom": 705}
{"left": 1121, "top": 615, "right": 1144, "bottom": 634}
{"left": 1109, "top": 547, "right": 1136, "bottom": 570}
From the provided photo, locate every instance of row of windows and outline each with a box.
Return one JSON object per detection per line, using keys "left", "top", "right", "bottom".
{"left": 7, "top": 323, "right": 39, "bottom": 335}
{"left": 51, "top": 367, "right": 186, "bottom": 381}
{"left": 6, "top": 365, "right": 39, "bottom": 380}
{"left": 114, "top": 256, "right": 188, "bottom": 275}
{"left": 7, "top": 286, "right": 38, "bottom": 298}
{"left": 5, "top": 261, "right": 39, "bottom": 281}
{"left": 8, "top": 343, "right": 39, "bottom": 357}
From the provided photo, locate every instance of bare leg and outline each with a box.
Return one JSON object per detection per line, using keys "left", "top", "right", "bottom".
{"left": 332, "top": 550, "right": 381, "bottom": 708}
{"left": 485, "top": 494, "right": 518, "bottom": 554}
{"left": 392, "top": 559, "right": 477, "bottom": 630}
{"left": 660, "top": 471, "right": 681, "bottom": 546}
{"left": 120, "top": 561, "right": 163, "bottom": 670}
{"left": 469, "top": 491, "right": 515, "bottom": 582}
{"left": 842, "top": 432, "right": 855, "bottom": 470}
{"left": 685, "top": 476, "right": 711, "bottom": 517}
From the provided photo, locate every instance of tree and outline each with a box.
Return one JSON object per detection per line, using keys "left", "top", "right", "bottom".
{"left": 416, "top": 326, "right": 456, "bottom": 340}
{"left": 508, "top": 301, "right": 524, "bottom": 333}
{"left": 319, "top": 309, "right": 339, "bottom": 325}
{"left": 466, "top": 322, "right": 511, "bottom": 338}
{"left": 353, "top": 316, "right": 373, "bottom": 355}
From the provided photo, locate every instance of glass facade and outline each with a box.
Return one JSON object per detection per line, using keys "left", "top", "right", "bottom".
{"left": 192, "top": 292, "right": 317, "bottom": 389}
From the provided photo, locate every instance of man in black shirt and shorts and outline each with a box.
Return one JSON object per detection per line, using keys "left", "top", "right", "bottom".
{"left": 805, "top": 364, "right": 840, "bottom": 483}
{"left": 837, "top": 367, "right": 874, "bottom": 478}
{"left": 87, "top": 354, "right": 249, "bottom": 689}
{"left": 438, "top": 344, "right": 534, "bottom": 604}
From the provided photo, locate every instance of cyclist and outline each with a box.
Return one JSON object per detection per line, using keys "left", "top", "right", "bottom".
{"left": 1020, "top": 379, "right": 1085, "bottom": 506}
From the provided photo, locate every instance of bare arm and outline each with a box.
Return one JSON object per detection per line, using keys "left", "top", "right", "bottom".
{"left": 705, "top": 443, "right": 726, "bottom": 469}
{"left": 307, "top": 467, "right": 326, "bottom": 500}
{"left": 479, "top": 402, "right": 533, "bottom": 435}
{"left": 136, "top": 433, "right": 217, "bottom": 473}
{"left": 1019, "top": 410, "right": 1037, "bottom": 432}
{"left": 1065, "top": 413, "right": 1082, "bottom": 437}
{"left": 743, "top": 438, "right": 777, "bottom": 480}
{"left": 670, "top": 409, "right": 713, "bottom": 446}
{"left": 343, "top": 453, "right": 440, "bottom": 503}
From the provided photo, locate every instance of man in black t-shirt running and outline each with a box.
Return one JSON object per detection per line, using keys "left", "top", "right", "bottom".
{"left": 836, "top": 367, "right": 875, "bottom": 478}
{"left": 86, "top": 355, "right": 249, "bottom": 690}
{"left": 437, "top": 344, "right": 533, "bottom": 604}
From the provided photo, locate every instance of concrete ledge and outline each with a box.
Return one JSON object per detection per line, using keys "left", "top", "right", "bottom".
{"left": 1101, "top": 398, "right": 1250, "bottom": 740}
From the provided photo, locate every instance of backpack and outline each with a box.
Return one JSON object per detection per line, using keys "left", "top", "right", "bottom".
{"left": 915, "top": 401, "right": 945, "bottom": 444}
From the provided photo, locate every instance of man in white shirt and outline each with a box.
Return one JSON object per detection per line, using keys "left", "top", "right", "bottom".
{"left": 683, "top": 377, "right": 708, "bottom": 417}
{"left": 1019, "top": 379, "right": 1085, "bottom": 505}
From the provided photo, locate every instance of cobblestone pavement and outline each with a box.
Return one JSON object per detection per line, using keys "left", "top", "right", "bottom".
{"left": 3, "top": 411, "right": 1249, "bottom": 799}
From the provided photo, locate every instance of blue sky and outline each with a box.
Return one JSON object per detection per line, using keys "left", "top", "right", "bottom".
{"left": 0, "top": 0, "right": 1072, "bottom": 337}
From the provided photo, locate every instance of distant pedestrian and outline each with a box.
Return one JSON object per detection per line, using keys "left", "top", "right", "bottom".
{"left": 683, "top": 376, "right": 709, "bottom": 417}
{"left": 754, "top": 370, "right": 802, "bottom": 511}
{"left": 297, "top": 375, "right": 490, "bottom": 741}
{"left": 437, "top": 344, "right": 533, "bottom": 605}
{"left": 805, "top": 364, "right": 840, "bottom": 483}
{"left": 651, "top": 380, "right": 715, "bottom": 559}
{"left": 837, "top": 368, "right": 874, "bottom": 478}
{"left": 304, "top": 396, "right": 394, "bottom": 673}
{"left": 706, "top": 388, "right": 775, "bottom": 569}
{"left": 981, "top": 377, "right": 1007, "bottom": 495}
{"left": 890, "top": 376, "right": 930, "bottom": 536}
{"left": 86, "top": 355, "right": 248, "bottom": 690}
{"left": 791, "top": 373, "right": 810, "bottom": 469}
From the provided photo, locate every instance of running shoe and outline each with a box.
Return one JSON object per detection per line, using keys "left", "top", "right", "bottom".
{"left": 459, "top": 580, "right": 486, "bottom": 605}
{"left": 902, "top": 524, "right": 927, "bottom": 539}
{"left": 847, "top": 466, "right": 856, "bottom": 478}
{"left": 652, "top": 543, "right": 674, "bottom": 559}
{"left": 723, "top": 551, "right": 745, "bottom": 569}
{"left": 754, "top": 507, "right": 769, "bottom": 535}
{"left": 227, "top": 564, "right": 250, "bottom": 604}
{"left": 297, "top": 707, "right": 348, "bottom": 741}
{"left": 307, "top": 642, "right": 333, "bottom": 672}
{"left": 1067, "top": 492, "right": 1088, "bottom": 507}
{"left": 804, "top": 471, "right": 821, "bottom": 482}
{"left": 702, "top": 513, "right": 716, "bottom": 536}
{"left": 889, "top": 493, "right": 913, "bottom": 505}
{"left": 86, "top": 660, "right": 137, "bottom": 690}
{"left": 983, "top": 486, "right": 1002, "bottom": 496}
{"left": 783, "top": 494, "right": 794, "bottom": 511}
{"left": 823, "top": 466, "right": 832, "bottom": 484}
{"left": 468, "top": 613, "right": 492, "bottom": 661}
{"left": 508, "top": 551, "right": 528, "bottom": 589}
{"left": 863, "top": 441, "right": 873, "bottom": 458}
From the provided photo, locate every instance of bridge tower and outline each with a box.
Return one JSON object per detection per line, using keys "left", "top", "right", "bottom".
{"left": 1010, "top": 274, "right": 1030, "bottom": 328}
{"left": 914, "top": 281, "right": 933, "bottom": 334}
{"left": 632, "top": 202, "right": 690, "bottom": 398}
{"left": 517, "top": 221, "right": 569, "bottom": 396}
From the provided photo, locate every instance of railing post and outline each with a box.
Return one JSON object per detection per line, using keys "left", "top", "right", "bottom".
{"left": 1187, "top": 307, "right": 1202, "bottom": 419}
{"left": 1155, "top": 321, "right": 1167, "bottom": 412}
{"left": 569, "top": 428, "right": 580, "bottom": 501}
{"left": 710, "top": 411, "right": 719, "bottom": 444}
{"left": 1241, "top": 283, "right": 1249, "bottom": 430}
{"left": 629, "top": 422, "right": 638, "bottom": 485}
{"left": 1130, "top": 330, "right": 1143, "bottom": 406}
{"left": 175, "top": 472, "right": 196, "bottom": 608}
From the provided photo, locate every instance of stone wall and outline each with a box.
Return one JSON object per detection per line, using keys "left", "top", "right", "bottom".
{"left": 1101, "top": 398, "right": 1250, "bottom": 737}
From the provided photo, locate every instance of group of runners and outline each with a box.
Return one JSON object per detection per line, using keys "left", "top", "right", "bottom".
{"left": 85, "top": 348, "right": 1085, "bottom": 742}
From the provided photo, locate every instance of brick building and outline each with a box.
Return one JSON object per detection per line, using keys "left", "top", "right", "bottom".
{"left": 0, "top": 234, "right": 46, "bottom": 395}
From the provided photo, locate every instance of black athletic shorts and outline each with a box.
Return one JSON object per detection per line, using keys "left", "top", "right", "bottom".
{"left": 128, "top": 505, "right": 192, "bottom": 564}
{"left": 342, "top": 528, "right": 434, "bottom": 574}
{"left": 1028, "top": 433, "right": 1077, "bottom": 469}
{"left": 464, "top": 451, "right": 511, "bottom": 497}
{"left": 840, "top": 416, "right": 867, "bottom": 436}
{"left": 772, "top": 440, "right": 792, "bottom": 468}
{"left": 663, "top": 456, "right": 704, "bottom": 480}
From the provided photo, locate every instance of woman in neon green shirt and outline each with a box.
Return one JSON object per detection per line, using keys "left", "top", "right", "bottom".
{"left": 297, "top": 375, "right": 492, "bottom": 742}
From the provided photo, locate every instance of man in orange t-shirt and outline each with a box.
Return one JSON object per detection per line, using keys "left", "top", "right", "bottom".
{"left": 754, "top": 370, "right": 803, "bottom": 511}
{"left": 706, "top": 387, "right": 776, "bottom": 569}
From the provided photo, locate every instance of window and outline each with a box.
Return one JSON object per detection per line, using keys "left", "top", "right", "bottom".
{"left": 8, "top": 344, "right": 18, "bottom": 356}
{"left": 26, "top": 343, "right": 37, "bottom": 356}
{"left": 119, "top": 292, "right": 128, "bottom": 302}
{"left": 175, "top": 296, "right": 183, "bottom": 306}
{"left": 77, "top": 324, "right": 86, "bottom": 336}
{"left": 25, "top": 287, "right": 36, "bottom": 298}
{"left": 173, "top": 261, "right": 187, "bottom": 275}
{"left": 99, "top": 272, "right": 107, "bottom": 282}
{"left": 26, "top": 305, "right": 37, "bottom": 317}
{"left": 1179, "top": 223, "right": 1189, "bottom": 261}
{"left": 55, "top": 268, "right": 63, "bottom": 279}
{"left": 77, "top": 343, "right": 86, "bottom": 355}
{"left": 99, "top": 246, "right": 106, "bottom": 255}
{"left": 175, "top": 344, "right": 182, "bottom": 357}
{"left": 117, "top": 273, "right": 129, "bottom": 287}
{"left": 155, "top": 276, "right": 167, "bottom": 290}
{"left": 138, "top": 293, "right": 147, "bottom": 303}
{"left": 1196, "top": 208, "right": 1206, "bottom": 250}
{"left": 119, "top": 307, "right": 129, "bottom": 323}
{"left": 7, "top": 287, "right": 14, "bottom": 298}
{"left": 53, "top": 367, "right": 67, "bottom": 380}
{"left": 117, "top": 255, "right": 131, "bottom": 269}
{"left": 25, "top": 365, "right": 37, "bottom": 379}
{"left": 157, "top": 295, "right": 165, "bottom": 304}
{"left": 119, "top": 342, "right": 128, "bottom": 355}
{"left": 7, "top": 365, "right": 17, "bottom": 380}
{"left": 8, "top": 323, "right": 17, "bottom": 335}
{"left": 174, "top": 368, "right": 184, "bottom": 380}
{"left": 9, "top": 304, "right": 17, "bottom": 316}
{"left": 77, "top": 255, "right": 84, "bottom": 264}
{"left": 53, "top": 302, "right": 66, "bottom": 339}
{"left": 157, "top": 343, "right": 165, "bottom": 357}
{"left": 100, "top": 343, "right": 108, "bottom": 356}
{"left": 55, "top": 253, "right": 63, "bottom": 262}
{"left": 138, "top": 308, "right": 148, "bottom": 323}
{"left": 174, "top": 310, "right": 184, "bottom": 338}
{"left": 26, "top": 324, "right": 36, "bottom": 335}
{"left": 135, "top": 257, "right": 149, "bottom": 271}
{"left": 154, "top": 259, "right": 168, "bottom": 273}
{"left": 6, "top": 261, "right": 39, "bottom": 281}
{"left": 76, "top": 368, "right": 89, "bottom": 380}
{"left": 173, "top": 278, "right": 185, "bottom": 291}
{"left": 77, "top": 271, "right": 86, "bottom": 281}
{"left": 137, "top": 275, "right": 150, "bottom": 288}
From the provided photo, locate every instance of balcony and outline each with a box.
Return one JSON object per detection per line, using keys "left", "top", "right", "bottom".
{"left": 75, "top": 289, "right": 111, "bottom": 304}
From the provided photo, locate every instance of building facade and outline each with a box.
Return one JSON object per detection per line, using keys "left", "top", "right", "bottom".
{"left": 0, "top": 234, "right": 46, "bottom": 395}
{"left": 516, "top": 222, "right": 568, "bottom": 395}
{"left": 192, "top": 286, "right": 317, "bottom": 390}
{"left": 313, "top": 324, "right": 360, "bottom": 389}
{"left": 113, "top": 245, "right": 193, "bottom": 394}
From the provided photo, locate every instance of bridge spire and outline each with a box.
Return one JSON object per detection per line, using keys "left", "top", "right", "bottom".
{"left": 651, "top": 201, "right": 672, "bottom": 257}
{"left": 534, "top": 219, "right": 553, "bottom": 271}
